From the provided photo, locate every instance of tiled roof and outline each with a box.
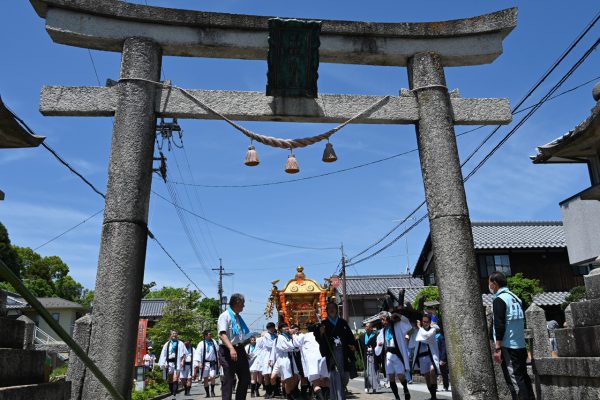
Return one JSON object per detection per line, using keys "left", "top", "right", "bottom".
{"left": 364, "top": 291, "right": 569, "bottom": 324}
{"left": 140, "top": 298, "right": 167, "bottom": 318}
{"left": 471, "top": 221, "right": 566, "bottom": 249}
{"left": 338, "top": 275, "right": 424, "bottom": 296}
{"left": 481, "top": 292, "right": 569, "bottom": 307}
{"left": 6, "top": 295, "right": 85, "bottom": 310}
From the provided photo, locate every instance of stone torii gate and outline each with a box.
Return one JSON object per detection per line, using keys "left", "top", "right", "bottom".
{"left": 30, "top": 1, "right": 516, "bottom": 399}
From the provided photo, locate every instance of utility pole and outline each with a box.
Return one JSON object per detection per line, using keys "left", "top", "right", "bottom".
{"left": 212, "top": 258, "right": 233, "bottom": 312}
{"left": 341, "top": 243, "right": 349, "bottom": 321}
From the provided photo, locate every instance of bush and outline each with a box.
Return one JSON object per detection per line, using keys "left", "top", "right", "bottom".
{"left": 507, "top": 273, "right": 543, "bottom": 308}
{"left": 562, "top": 286, "right": 586, "bottom": 310}
{"left": 413, "top": 286, "right": 440, "bottom": 309}
{"left": 131, "top": 368, "right": 169, "bottom": 400}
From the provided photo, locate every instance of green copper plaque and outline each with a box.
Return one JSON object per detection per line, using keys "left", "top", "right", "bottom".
{"left": 267, "top": 18, "right": 321, "bottom": 98}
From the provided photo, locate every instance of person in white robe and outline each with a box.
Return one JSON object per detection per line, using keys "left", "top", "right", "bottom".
{"left": 159, "top": 330, "right": 188, "bottom": 399}
{"left": 375, "top": 312, "right": 412, "bottom": 400}
{"left": 412, "top": 314, "right": 440, "bottom": 400}
{"left": 271, "top": 323, "right": 300, "bottom": 400}
{"left": 260, "top": 322, "right": 278, "bottom": 399}
{"left": 246, "top": 336, "right": 263, "bottom": 397}
{"left": 180, "top": 340, "right": 195, "bottom": 396}
{"left": 194, "top": 330, "right": 219, "bottom": 398}
{"left": 298, "top": 325, "right": 329, "bottom": 400}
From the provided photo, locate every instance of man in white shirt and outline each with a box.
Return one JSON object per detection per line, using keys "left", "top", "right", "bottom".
{"left": 195, "top": 330, "right": 220, "bottom": 397}
{"left": 218, "top": 293, "right": 251, "bottom": 400}
{"left": 158, "top": 330, "right": 188, "bottom": 399}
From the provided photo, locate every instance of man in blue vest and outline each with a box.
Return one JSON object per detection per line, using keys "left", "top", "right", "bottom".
{"left": 489, "top": 271, "right": 535, "bottom": 400}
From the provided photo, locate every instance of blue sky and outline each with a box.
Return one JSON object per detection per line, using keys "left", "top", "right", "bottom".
{"left": 0, "top": 1, "right": 598, "bottom": 329}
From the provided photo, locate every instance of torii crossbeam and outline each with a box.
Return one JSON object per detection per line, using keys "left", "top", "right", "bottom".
{"left": 30, "top": 1, "right": 516, "bottom": 399}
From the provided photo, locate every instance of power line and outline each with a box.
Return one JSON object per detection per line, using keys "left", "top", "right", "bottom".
{"left": 147, "top": 230, "right": 207, "bottom": 297}
{"left": 152, "top": 188, "right": 339, "bottom": 250}
{"left": 169, "top": 75, "right": 599, "bottom": 190}
{"left": 347, "top": 17, "right": 600, "bottom": 266}
{"left": 33, "top": 209, "right": 104, "bottom": 251}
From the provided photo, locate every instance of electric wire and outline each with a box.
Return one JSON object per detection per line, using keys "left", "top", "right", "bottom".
{"left": 170, "top": 75, "right": 599, "bottom": 190}
{"left": 164, "top": 179, "right": 215, "bottom": 283}
{"left": 347, "top": 14, "right": 600, "bottom": 264}
{"left": 347, "top": 36, "right": 600, "bottom": 267}
{"left": 33, "top": 209, "right": 104, "bottom": 251}
{"left": 169, "top": 150, "right": 218, "bottom": 269}
{"left": 152, "top": 189, "right": 339, "bottom": 250}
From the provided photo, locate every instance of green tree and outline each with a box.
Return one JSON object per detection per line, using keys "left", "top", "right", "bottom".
{"left": 198, "top": 297, "right": 221, "bottom": 320}
{"left": 562, "top": 286, "right": 586, "bottom": 310}
{"left": 413, "top": 286, "right": 440, "bottom": 309}
{"left": 507, "top": 273, "right": 544, "bottom": 308}
{"left": 80, "top": 289, "right": 95, "bottom": 309}
{"left": 142, "top": 281, "right": 156, "bottom": 298}
{"left": 147, "top": 296, "right": 205, "bottom": 348}
{"left": 0, "top": 222, "right": 20, "bottom": 279}
{"left": 145, "top": 286, "right": 202, "bottom": 310}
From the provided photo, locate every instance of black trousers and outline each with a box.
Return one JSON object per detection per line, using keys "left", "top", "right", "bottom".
{"left": 219, "top": 344, "right": 250, "bottom": 400}
{"left": 500, "top": 347, "right": 535, "bottom": 400}
{"left": 440, "top": 362, "right": 449, "bottom": 389}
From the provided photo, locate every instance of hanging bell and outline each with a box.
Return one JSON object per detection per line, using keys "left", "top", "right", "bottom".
{"left": 322, "top": 142, "right": 338, "bottom": 163}
{"left": 285, "top": 153, "right": 300, "bottom": 174}
{"left": 245, "top": 145, "right": 260, "bottom": 166}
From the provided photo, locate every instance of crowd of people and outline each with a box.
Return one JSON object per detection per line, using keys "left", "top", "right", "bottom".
{"left": 142, "top": 271, "right": 533, "bottom": 400}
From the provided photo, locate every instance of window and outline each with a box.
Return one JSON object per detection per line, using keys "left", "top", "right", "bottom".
{"left": 572, "top": 264, "right": 594, "bottom": 276}
{"left": 52, "top": 313, "right": 60, "bottom": 322}
{"left": 479, "top": 254, "right": 511, "bottom": 278}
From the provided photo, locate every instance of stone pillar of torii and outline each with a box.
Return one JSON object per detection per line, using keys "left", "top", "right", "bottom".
{"left": 31, "top": 1, "right": 516, "bottom": 398}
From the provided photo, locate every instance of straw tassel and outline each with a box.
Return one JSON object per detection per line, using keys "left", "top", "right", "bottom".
{"left": 285, "top": 153, "right": 300, "bottom": 174}
{"left": 245, "top": 145, "right": 260, "bottom": 166}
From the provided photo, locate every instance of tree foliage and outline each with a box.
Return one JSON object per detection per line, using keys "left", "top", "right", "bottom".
{"left": 146, "top": 287, "right": 219, "bottom": 348}
{"left": 562, "top": 286, "right": 586, "bottom": 310}
{"left": 413, "top": 286, "right": 440, "bottom": 309}
{"left": 0, "top": 221, "right": 86, "bottom": 304}
{"left": 507, "top": 272, "right": 544, "bottom": 308}
{"left": 0, "top": 222, "right": 20, "bottom": 279}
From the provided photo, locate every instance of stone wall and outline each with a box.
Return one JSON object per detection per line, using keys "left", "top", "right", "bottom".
{"left": 527, "top": 268, "right": 600, "bottom": 398}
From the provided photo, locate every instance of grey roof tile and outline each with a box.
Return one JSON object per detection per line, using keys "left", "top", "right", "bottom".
{"left": 338, "top": 274, "right": 424, "bottom": 296}
{"left": 6, "top": 295, "right": 85, "bottom": 310}
{"left": 140, "top": 298, "right": 167, "bottom": 318}
{"left": 471, "top": 221, "right": 565, "bottom": 249}
{"left": 482, "top": 291, "right": 569, "bottom": 307}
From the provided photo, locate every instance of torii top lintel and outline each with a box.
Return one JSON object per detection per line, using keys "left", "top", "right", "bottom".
{"left": 30, "top": 0, "right": 517, "bottom": 67}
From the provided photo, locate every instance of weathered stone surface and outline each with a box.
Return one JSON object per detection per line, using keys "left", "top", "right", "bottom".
{"left": 82, "top": 37, "right": 160, "bottom": 400}
{"left": 570, "top": 298, "right": 600, "bottom": 328}
{"left": 0, "top": 349, "right": 45, "bottom": 387}
{"left": 409, "top": 51, "right": 498, "bottom": 399}
{"left": 66, "top": 314, "right": 91, "bottom": 400}
{"left": 585, "top": 267, "right": 600, "bottom": 300}
{"left": 0, "top": 381, "right": 71, "bottom": 400}
{"left": 535, "top": 357, "right": 600, "bottom": 378}
{"left": 525, "top": 304, "right": 551, "bottom": 359}
{"left": 30, "top": 0, "right": 517, "bottom": 66}
{"left": 554, "top": 326, "right": 600, "bottom": 357}
{"left": 40, "top": 86, "right": 512, "bottom": 125}
{"left": 17, "top": 315, "right": 35, "bottom": 350}
{"left": 0, "top": 317, "right": 24, "bottom": 349}
{"left": 564, "top": 303, "right": 574, "bottom": 328}
{"left": 538, "top": 375, "right": 600, "bottom": 399}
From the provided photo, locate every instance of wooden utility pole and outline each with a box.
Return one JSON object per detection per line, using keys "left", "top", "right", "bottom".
{"left": 341, "top": 243, "right": 348, "bottom": 320}
{"left": 212, "top": 258, "right": 233, "bottom": 312}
